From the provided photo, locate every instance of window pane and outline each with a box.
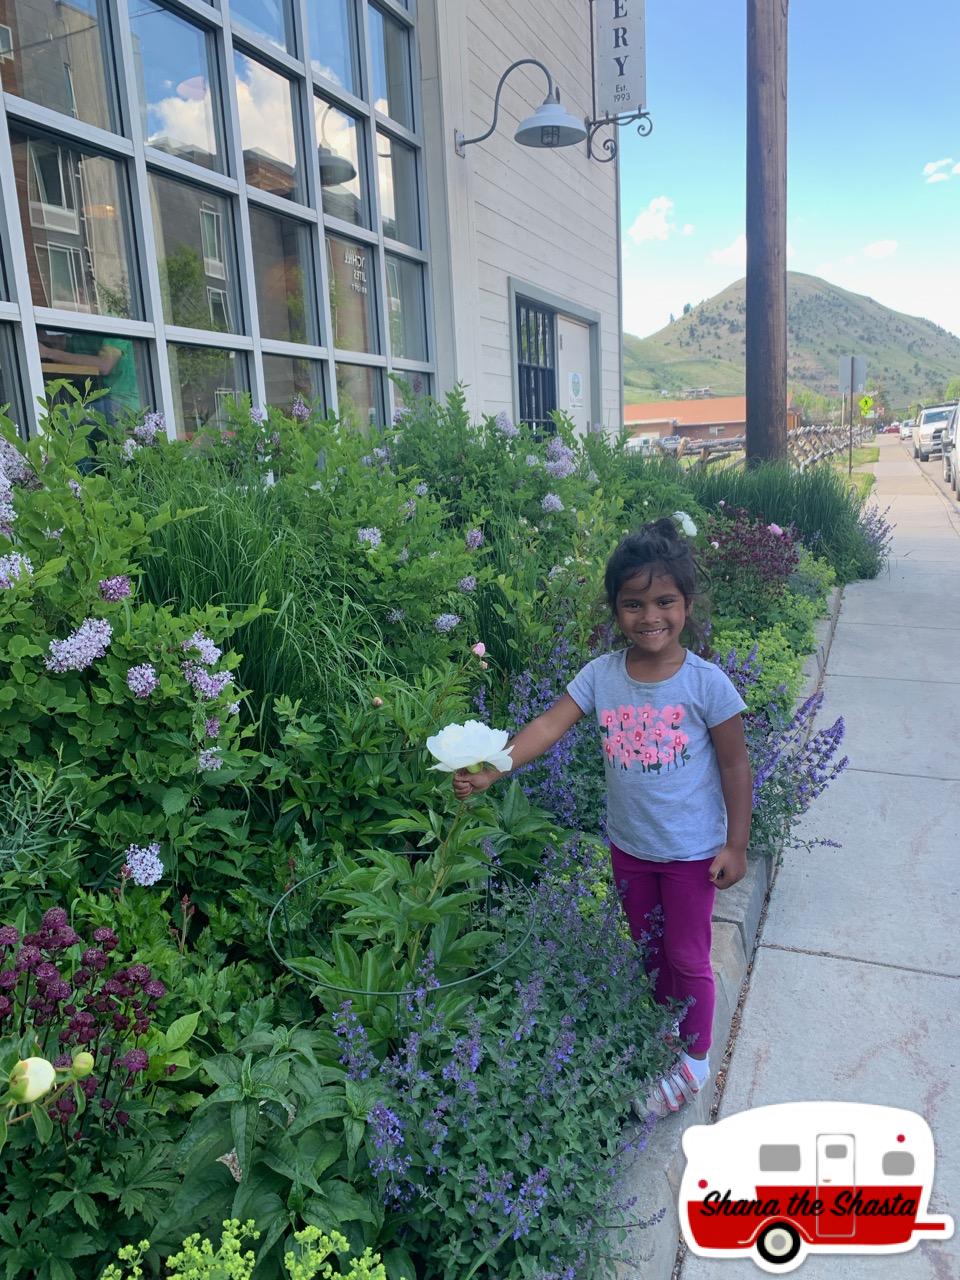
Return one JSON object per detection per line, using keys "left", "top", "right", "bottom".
{"left": 377, "top": 132, "right": 418, "bottom": 245}
{"left": 0, "top": 325, "right": 26, "bottom": 436}
{"left": 336, "top": 362, "right": 382, "bottom": 431}
{"left": 368, "top": 5, "right": 412, "bottom": 128}
{"left": 167, "top": 343, "right": 246, "bottom": 436}
{"left": 263, "top": 354, "right": 324, "bottom": 413}
{"left": 0, "top": 0, "right": 113, "bottom": 131}
{"left": 249, "top": 207, "right": 316, "bottom": 344}
{"left": 230, "top": 0, "right": 292, "bottom": 53}
{"left": 150, "top": 174, "right": 240, "bottom": 333}
{"left": 11, "top": 129, "right": 137, "bottom": 318}
{"left": 235, "top": 53, "right": 300, "bottom": 200}
{"left": 305, "top": 0, "right": 358, "bottom": 92}
{"left": 315, "top": 98, "right": 366, "bottom": 226}
{"left": 326, "top": 234, "right": 378, "bottom": 352}
{"left": 37, "top": 325, "right": 152, "bottom": 424}
{"left": 130, "top": 1, "right": 221, "bottom": 170}
{"left": 385, "top": 254, "right": 425, "bottom": 360}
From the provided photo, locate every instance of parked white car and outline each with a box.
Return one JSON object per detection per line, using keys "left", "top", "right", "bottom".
{"left": 899, "top": 419, "right": 914, "bottom": 441}
{"left": 912, "top": 403, "right": 956, "bottom": 462}
{"left": 942, "top": 405, "right": 959, "bottom": 495}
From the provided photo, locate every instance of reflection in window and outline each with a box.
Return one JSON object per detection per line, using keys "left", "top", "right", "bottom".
{"left": 130, "top": 1, "right": 220, "bottom": 170}
{"left": 11, "top": 129, "right": 136, "bottom": 318}
{"left": 368, "top": 5, "right": 412, "bottom": 128}
{"left": 36, "top": 325, "right": 151, "bottom": 425}
{"left": 0, "top": 325, "right": 24, "bottom": 436}
{"left": 249, "top": 208, "right": 316, "bottom": 344}
{"left": 235, "top": 52, "right": 299, "bottom": 200}
{"left": 167, "top": 342, "right": 245, "bottom": 436}
{"left": 377, "top": 132, "right": 418, "bottom": 245}
{"left": 0, "top": 0, "right": 113, "bottom": 131}
{"left": 263, "top": 354, "right": 323, "bottom": 413}
{"left": 230, "top": 0, "right": 291, "bottom": 53}
{"left": 336, "top": 363, "right": 382, "bottom": 432}
{"left": 326, "top": 234, "right": 378, "bottom": 353}
{"left": 306, "top": 0, "right": 357, "bottom": 92}
{"left": 151, "top": 174, "right": 240, "bottom": 332}
{"left": 316, "top": 99, "right": 366, "bottom": 226}
{"left": 385, "top": 255, "right": 426, "bottom": 361}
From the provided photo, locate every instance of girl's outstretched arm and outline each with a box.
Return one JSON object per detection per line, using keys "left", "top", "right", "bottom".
{"left": 452, "top": 693, "right": 584, "bottom": 797}
{"left": 708, "top": 713, "right": 753, "bottom": 888}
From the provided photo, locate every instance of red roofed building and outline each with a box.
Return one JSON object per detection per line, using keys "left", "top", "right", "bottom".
{"left": 624, "top": 396, "right": 800, "bottom": 448}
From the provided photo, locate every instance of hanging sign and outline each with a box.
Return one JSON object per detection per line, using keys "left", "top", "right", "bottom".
{"left": 594, "top": 0, "right": 647, "bottom": 118}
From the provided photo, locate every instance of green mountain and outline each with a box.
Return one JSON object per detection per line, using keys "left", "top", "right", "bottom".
{"left": 624, "top": 272, "right": 960, "bottom": 410}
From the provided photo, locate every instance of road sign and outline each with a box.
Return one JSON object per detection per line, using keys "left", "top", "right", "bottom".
{"left": 839, "top": 356, "right": 867, "bottom": 396}
{"left": 859, "top": 395, "right": 874, "bottom": 415}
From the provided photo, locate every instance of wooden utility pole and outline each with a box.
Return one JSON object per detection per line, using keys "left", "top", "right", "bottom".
{"left": 745, "top": 0, "right": 789, "bottom": 464}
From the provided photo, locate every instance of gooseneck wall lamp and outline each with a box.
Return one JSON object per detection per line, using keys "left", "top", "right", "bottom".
{"left": 455, "top": 58, "right": 587, "bottom": 157}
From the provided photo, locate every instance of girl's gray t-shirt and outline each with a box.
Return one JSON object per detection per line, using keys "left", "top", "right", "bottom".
{"left": 567, "top": 649, "right": 747, "bottom": 861}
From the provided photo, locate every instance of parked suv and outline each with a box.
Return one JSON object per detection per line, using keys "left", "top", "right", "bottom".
{"left": 942, "top": 405, "right": 959, "bottom": 495}
{"left": 912, "top": 403, "right": 957, "bottom": 461}
{"left": 899, "top": 418, "right": 914, "bottom": 441}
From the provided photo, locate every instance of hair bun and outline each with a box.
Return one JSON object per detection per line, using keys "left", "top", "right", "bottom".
{"left": 646, "top": 516, "right": 680, "bottom": 541}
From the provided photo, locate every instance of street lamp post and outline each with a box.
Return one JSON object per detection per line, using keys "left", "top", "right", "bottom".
{"left": 455, "top": 59, "right": 587, "bottom": 157}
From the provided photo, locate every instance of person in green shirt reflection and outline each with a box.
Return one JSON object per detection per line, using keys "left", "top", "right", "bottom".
{"left": 37, "top": 333, "right": 139, "bottom": 425}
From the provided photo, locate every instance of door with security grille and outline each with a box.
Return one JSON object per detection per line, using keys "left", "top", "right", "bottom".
{"left": 517, "top": 298, "right": 556, "bottom": 434}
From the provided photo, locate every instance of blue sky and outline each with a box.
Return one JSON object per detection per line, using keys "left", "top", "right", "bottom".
{"left": 619, "top": 0, "right": 960, "bottom": 338}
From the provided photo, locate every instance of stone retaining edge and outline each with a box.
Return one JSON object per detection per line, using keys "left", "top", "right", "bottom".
{"left": 613, "top": 585, "right": 844, "bottom": 1278}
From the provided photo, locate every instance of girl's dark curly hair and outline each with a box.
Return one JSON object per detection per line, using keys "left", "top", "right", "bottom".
{"left": 604, "top": 517, "right": 708, "bottom": 649}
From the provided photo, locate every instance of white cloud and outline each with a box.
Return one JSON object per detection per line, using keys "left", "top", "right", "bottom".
{"left": 682, "top": 224, "right": 695, "bottom": 236}
{"left": 863, "top": 239, "right": 898, "bottom": 259}
{"left": 922, "top": 158, "right": 953, "bottom": 175}
{"left": 708, "top": 234, "right": 747, "bottom": 268}
{"left": 627, "top": 196, "right": 683, "bottom": 244}
{"left": 953, "top": 162, "right": 960, "bottom": 174}
{"left": 926, "top": 172, "right": 950, "bottom": 184}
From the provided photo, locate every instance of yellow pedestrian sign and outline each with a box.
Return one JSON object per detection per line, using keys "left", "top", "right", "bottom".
{"left": 858, "top": 395, "right": 874, "bottom": 415}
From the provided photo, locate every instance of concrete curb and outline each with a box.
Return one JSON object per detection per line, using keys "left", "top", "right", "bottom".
{"left": 613, "top": 585, "right": 844, "bottom": 1278}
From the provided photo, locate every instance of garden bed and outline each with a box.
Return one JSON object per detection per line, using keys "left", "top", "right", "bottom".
{"left": 0, "top": 391, "right": 889, "bottom": 1280}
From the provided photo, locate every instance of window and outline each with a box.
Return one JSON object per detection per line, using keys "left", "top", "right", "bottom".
{"left": 13, "top": 129, "right": 137, "bottom": 319}
{"left": 207, "top": 287, "right": 231, "bottom": 330}
{"left": 37, "top": 325, "right": 153, "bottom": 425}
{"left": 167, "top": 343, "right": 246, "bottom": 437}
{"left": 377, "top": 132, "right": 418, "bottom": 245}
{"left": 758, "top": 1146, "right": 802, "bottom": 1172}
{"left": 0, "top": 0, "right": 114, "bottom": 130}
{"left": 150, "top": 174, "right": 239, "bottom": 332}
{"left": 882, "top": 1151, "right": 915, "bottom": 1177}
{"left": 385, "top": 254, "right": 425, "bottom": 361}
{"left": 248, "top": 207, "right": 317, "bottom": 344}
{"left": 368, "top": 5, "right": 413, "bottom": 128}
{"left": 516, "top": 298, "right": 556, "bottom": 433}
{"left": 263, "top": 354, "right": 324, "bottom": 412}
{"left": 235, "top": 52, "right": 300, "bottom": 201}
{"left": 130, "top": 1, "right": 221, "bottom": 171}
{"left": 336, "top": 363, "right": 383, "bottom": 432}
{"left": 306, "top": 0, "right": 358, "bottom": 92}
{"left": 316, "top": 98, "right": 367, "bottom": 226}
{"left": 326, "top": 234, "right": 378, "bottom": 353}
{"left": 230, "top": 0, "right": 293, "bottom": 53}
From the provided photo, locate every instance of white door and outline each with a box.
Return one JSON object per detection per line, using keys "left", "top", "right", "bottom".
{"left": 557, "top": 316, "right": 592, "bottom": 437}
{"left": 816, "top": 1133, "right": 856, "bottom": 1236}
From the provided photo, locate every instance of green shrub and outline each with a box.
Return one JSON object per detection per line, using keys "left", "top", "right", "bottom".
{"left": 711, "top": 622, "right": 805, "bottom": 715}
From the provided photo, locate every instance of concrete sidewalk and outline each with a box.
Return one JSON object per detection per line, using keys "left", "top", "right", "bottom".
{"left": 680, "top": 434, "right": 960, "bottom": 1278}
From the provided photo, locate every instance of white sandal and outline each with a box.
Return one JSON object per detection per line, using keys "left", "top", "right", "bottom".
{"left": 635, "top": 1060, "right": 704, "bottom": 1119}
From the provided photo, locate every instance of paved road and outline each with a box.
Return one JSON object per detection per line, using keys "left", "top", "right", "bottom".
{"left": 680, "top": 434, "right": 960, "bottom": 1279}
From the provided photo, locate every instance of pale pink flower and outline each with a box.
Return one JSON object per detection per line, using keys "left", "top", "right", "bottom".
{"left": 619, "top": 748, "right": 634, "bottom": 769}
{"left": 768, "top": 522, "right": 784, "bottom": 536}
{"left": 472, "top": 642, "right": 486, "bottom": 657}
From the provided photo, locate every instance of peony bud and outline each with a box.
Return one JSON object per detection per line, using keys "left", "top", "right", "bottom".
{"left": 372, "top": 697, "right": 384, "bottom": 708}
{"left": 472, "top": 642, "right": 486, "bottom": 657}
{"left": 8, "top": 1056, "right": 57, "bottom": 1103}
{"left": 71, "top": 1051, "right": 95, "bottom": 1079}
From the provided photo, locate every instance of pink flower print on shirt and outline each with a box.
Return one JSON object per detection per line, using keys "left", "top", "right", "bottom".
{"left": 630, "top": 726, "right": 647, "bottom": 748}
{"left": 601, "top": 709, "right": 617, "bottom": 730}
{"left": 650, "top": 721, "right": 669, "bottom": 743}
{"left": 619, "top": 746, "right": 634, "bottom": 769}
{"left": 671, "top": 731, "right": 689, "bottom": 751}
{"left": 618, "top": 704, "right": 636, "bottom": 728}
{"left": 659, "top": 748, "right": 675, "bottom": 766}
{"left": 612, "top": 731, "right": 625, "bottom": 749}
{"left": 603, "top": 738, "right": 617, "bottom": 762}
{"left": 638, "top": 702, "right": 655, "bottom": 727}
{"left": 640, "top": 746, "right": 659, "bottom": 767}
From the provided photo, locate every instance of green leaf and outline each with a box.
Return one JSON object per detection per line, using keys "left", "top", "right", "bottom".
{"left": 163, "top": 1011, "right": 200, "bottom": 1052}
{"left": 318, "top": 1178, "right": 378, "bottom": 1225}
{"left": 161, "top": 787, "right": 190, "bottom": 816}
{"left": 231, "top": 1099, "right": 260, "bottom": 1182}
{"left": 0, "top": 1115, "right": 6, "bottom": 1156}
{"left": 31, "top": 1103, "right": 53, "bottom": 1144}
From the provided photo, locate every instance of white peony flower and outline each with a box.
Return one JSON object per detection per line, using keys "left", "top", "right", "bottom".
{"left": 426, "top": 720, "right": 513, "bottom": 773}
{"left": 673, "top": 510, "right": 698, "bottom": 537}
{"left": 8, "top": 1056, "right": 57, "bottom": 1103}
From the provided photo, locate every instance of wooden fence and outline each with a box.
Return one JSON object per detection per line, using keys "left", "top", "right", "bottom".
{"left": 641, "top": 423, "right": 875, "bottom": 471}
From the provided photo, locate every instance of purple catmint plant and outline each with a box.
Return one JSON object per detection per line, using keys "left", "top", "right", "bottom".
{"left": 0, "top": 909, "right": 166, "bottom": 1136}
{"left": 197, "top": 748, "right": 223, "bottom": 772}
{"left": 45, "top": 618, "right": 112, "bottom": 673}
{"left": 859, "top": 502, "right": 894, "bottom": 562}
{"left": 98, "top": 575, "right": 132, "bottom": 603}
{"left": 332, "top": 1002, "right": 375, "bottom": 1081}
{"left": 0, "top": 552, "right": 32, "bottom": 590}
{"left": 126, "top": 663, "right": 158, "bottom": 699}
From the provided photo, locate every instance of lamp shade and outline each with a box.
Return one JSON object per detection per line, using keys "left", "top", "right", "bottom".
{"left": 318, "top": 145, "right": 357, "bottom": 185}
{"left": 514, "top": 97, "right": 586, "bottom": 149}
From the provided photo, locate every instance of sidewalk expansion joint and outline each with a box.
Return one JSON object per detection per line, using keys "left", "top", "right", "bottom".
{"left": 846, "top": 765, "right": 960, "bottom": 782}
{"left": 759, "top": 941, "right": 959, "bottom": 981}
{"left": 824, "top": 671, "right": 960, "bottom": 685}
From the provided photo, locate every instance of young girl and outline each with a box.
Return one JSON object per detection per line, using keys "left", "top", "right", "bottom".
{"left": 453, "top": 517, "right": 752, "bottom": 1117}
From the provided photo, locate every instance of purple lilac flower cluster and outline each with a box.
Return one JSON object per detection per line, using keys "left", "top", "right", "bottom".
{"left": 126, "top": 663, "right": 159, "bottom": 699}
{"left": 458, "top": 575, "right": 477, "bottom": 593}
{"left": 0, "top": 910, "right": 166, "bottom": 1134}
{"left": 386, "top": 607, "right": 406, "bottom": 624}
{"left": 541, "top": 493, "right": 564, "bottom": 513}
{"left": 358, "top": 526, "right": 382, "bottom": 548}
{"left": 98, "top": 574, "right": 132, "bottom": 602}
{"left": 414, "top": 482, "right": 429, "bottom": 498}
{"left": 434, "top": 613, "right": 460, "bottom": 633}
{"left": 0, "top": 551, "right": 33, "bottom": 590}
{"left": 181, "top": 629, "right": 233, "bottom": 701}
{"left": 197, "top": 748, "right": 223, "bottom": 773}
{"left": 494, "top": 411, "right": 520, "bottom": 440}
{"left": 133, "top": 412, "right": 165, "bottom": 445}
{"left": 123, "top": 842, "right": 164, "bottom": 886}
{"left": 465, "top": 528, "right": 484, "bottom": 550}
{"left": 291, "top": 394, "right": 310, "bottom": 422}
{"left": 45, "top": 617, "right": 113, "bottom": 673}
{"left": 183, "top": 629, "right": 222, "bottom": 665}
{"left": 544, "top": 436, "right": 577, "bottom": 479}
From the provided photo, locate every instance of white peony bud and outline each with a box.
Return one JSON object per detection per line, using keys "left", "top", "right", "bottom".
{"left": 673, "top": 510, "right": 698, "bottom": 538}
{"left": 8, "top": 1057, "right": 57, "bottom": 1104}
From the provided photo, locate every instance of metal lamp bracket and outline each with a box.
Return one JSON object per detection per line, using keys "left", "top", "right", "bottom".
{"left": 585, "top": 0, "right": 653, "bottom": 162}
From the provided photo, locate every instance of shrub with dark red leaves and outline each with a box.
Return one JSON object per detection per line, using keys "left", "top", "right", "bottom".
{"left": 701, "top": 505, "right": 801, "bottom": 628}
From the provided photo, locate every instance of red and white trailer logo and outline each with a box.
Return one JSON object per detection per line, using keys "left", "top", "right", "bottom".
{"left": 680, "top": 1102, "right": 953, "bottom": 1272}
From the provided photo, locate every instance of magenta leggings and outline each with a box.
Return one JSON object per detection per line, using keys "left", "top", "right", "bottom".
{"left": 611, "top": 842, "right": 716, "bottom": 1053}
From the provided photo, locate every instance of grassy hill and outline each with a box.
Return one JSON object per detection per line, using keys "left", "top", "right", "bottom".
{"left": 624, "top": 273, "right": 960, "bottom": 410}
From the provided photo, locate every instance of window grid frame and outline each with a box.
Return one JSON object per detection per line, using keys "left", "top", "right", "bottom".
{"left": 0, "top": 0, "right": 432, "bottom": 435}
